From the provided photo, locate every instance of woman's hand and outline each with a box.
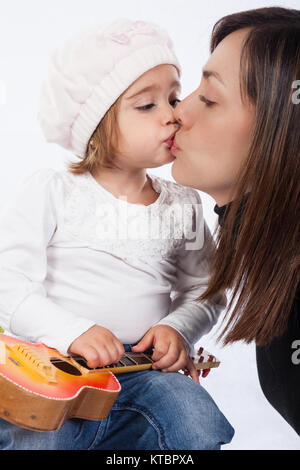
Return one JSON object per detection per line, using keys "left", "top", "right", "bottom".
{"left": 67, "top": 325, "right": 125, "bottom": 368}
{"left": 131, "top": 324, "right": 200, "bottom": 383}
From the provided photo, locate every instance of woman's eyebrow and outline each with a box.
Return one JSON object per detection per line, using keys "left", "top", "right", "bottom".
{"left": 126, "top": 80, "right": 181, "bottom": 100}
{"left": 202, "top": 68, "right": 225, "bottom": 86}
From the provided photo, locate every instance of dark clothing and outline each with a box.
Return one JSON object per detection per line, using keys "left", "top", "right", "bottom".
{"left": 214, "top": 203, "right": 300, "bottom": 435}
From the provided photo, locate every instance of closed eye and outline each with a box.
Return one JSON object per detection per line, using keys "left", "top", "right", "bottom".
{"left": 137, "top": 103, "right": 155, "bottom": 111}
{"left": 137, "top": 98, "right": 181, "bottom": 112}
{"left": 199, "top": 95, "right": 216, "bottom": 107}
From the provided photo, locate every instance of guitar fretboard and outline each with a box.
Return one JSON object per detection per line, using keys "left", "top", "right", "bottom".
{"left": 71, "top": 351, "right": 154, "bottom": 373}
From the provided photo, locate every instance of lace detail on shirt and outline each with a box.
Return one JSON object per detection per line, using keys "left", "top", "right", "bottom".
{"left": 58, "top": 171, "right": 201, "bottom": 262}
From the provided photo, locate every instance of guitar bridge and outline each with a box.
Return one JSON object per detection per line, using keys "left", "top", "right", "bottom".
{"left": 5, "top": 344, "right": 57, "bottom": 384}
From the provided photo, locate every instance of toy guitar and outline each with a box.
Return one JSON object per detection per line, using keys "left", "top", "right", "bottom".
{"left": 0, "top": 333, "right": 220, "bottom": 432}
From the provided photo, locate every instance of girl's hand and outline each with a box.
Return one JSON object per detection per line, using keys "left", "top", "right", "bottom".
{"left": 67, "top": 325, "right": 125, "bottom": 368}
{"left": 131, "top": 325, "right": 200, "bottom": 383}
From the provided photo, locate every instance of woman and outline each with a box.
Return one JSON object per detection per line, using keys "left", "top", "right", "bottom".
{"left": 171, "top": 7, "right": 300, "bottom": 434}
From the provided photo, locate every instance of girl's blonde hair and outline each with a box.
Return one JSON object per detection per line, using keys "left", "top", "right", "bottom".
{"left": 67, "top": 94, "right": 123, "bottom": 175}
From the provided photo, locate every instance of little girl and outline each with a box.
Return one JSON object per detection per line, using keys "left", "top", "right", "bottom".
{"left": 0, "top": 19, "right": 234, "bottom": 450}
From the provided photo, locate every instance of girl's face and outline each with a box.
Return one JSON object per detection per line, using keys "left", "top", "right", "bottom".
{"left": 115, "top": 64, "right": 181, "bottom": 169}
{"left": 172, "top": 29, "right": 255, "bottom": 206}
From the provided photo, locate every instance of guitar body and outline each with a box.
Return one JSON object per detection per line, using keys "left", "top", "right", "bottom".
{"left": 0, "top": 333, "right": 220, "bottom": 432}
{"left": 0, "top": 334, "right": 121, "bottom": 432}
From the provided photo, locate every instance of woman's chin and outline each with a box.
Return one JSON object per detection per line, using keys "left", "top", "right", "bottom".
{"left": 171, "top": 159, "right": 183, "bottom": 183}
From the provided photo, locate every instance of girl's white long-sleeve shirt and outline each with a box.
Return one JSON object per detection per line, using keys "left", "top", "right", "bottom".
{"left": 0, "top": 168, "right": 225, "bottom": 356}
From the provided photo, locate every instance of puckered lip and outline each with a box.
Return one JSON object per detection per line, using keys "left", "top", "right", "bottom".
{"left": 164, "top": 130, "right": 178, "bottom": 143}
{"left": 172, "top": 135, "right": 181, "bottom": 150}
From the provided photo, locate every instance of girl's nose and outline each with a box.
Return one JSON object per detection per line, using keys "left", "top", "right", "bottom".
{"left": 162, "top": 101, "right": 179, "bottom": 125}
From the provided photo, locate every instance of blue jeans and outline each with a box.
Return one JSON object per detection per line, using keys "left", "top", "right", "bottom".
{"left": 0, "top": 344, "right": 234, "bottom": 450}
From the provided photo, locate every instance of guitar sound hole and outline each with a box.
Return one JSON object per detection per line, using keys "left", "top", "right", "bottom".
{"left": 50, "top": 358, "right": 82, "bottom": 376}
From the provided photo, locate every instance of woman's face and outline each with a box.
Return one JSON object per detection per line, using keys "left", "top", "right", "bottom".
{"left": 172, "top": 28, "right": 255, "bottom": 206}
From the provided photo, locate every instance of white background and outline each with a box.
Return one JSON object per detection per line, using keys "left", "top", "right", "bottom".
{"left": 0, "top": 0, "right": 299, "bottom": 449}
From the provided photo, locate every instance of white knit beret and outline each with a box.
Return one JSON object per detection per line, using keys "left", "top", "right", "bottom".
{"left": 37, "top": 19, "right": 181, "bottom": 157}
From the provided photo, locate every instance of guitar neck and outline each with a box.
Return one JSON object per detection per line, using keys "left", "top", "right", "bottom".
{"left": 71, "top": 351, "right": 154, "bottom": 374}
{"left": 71, "top": 347, "right": 220, "bottom": 374}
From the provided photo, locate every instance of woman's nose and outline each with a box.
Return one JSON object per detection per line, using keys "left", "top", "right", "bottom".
{"left": 174, "top": 92, "right": 196, "bottom": 129}
{"left": 174, "top": 100, "right": 183, "bottom": 126}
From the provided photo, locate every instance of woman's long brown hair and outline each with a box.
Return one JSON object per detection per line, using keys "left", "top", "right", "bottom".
{"left": 199, "top": 7, "right": 300, "bottom": 346}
